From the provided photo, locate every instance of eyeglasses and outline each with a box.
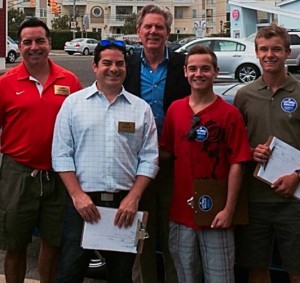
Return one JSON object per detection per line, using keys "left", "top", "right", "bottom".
{"left": 188, "top": 115, "right": 200, "bottom": 141}
{"left": 99, "top": 40, "right": 126, "bottom": 48}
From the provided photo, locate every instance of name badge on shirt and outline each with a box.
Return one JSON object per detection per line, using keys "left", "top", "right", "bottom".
{"left": 54, "top": 85, "right": 70, "bottom": 96}
{"left": 118, "top": 121, "right": 135, "bottom": 133}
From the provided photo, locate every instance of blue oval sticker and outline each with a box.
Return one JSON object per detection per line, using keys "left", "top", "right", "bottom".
{"left": 195, "top": 126, "right": 208, "bottom": 142}
{"left": 198, "top": 195, "right": 213, "bottom": 212}
{"left": 281, "top": 97, "right": 297, "bottom": 113}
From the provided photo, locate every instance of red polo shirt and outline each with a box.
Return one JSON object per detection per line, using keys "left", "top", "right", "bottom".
{"left": 0, "top": 60, "right": 82, "bottom": 169}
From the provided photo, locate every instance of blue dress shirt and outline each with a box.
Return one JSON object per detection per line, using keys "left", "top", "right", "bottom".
{"left": 140, "top": 48, "right": 169, "bottom": 136}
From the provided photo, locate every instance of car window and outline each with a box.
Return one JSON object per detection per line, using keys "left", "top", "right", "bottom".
{"left": 92, "top": 39, "right": 98, "bottom": 44}
{"left": 186, "top": 40, "right": 211, "bottom": 52}
{"left": 290, "top": 34, "right": 300, "bottom": 45}
{"left": 72, "top": 39, "right": 83, "bottom": 43}
{"left": 217, "top": 40, "right": 246, "bottom": 52}
{"left": 179, "top": 37, "right": 196, "bottom": 45}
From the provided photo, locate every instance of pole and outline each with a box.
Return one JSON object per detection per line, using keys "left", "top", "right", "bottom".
{"left": 72, "top": 0, "right": 76, "bottom": 39}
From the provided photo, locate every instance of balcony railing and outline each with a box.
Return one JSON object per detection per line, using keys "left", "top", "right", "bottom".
{"left": 62, "top": 0, "right": 87, "bottom": 6}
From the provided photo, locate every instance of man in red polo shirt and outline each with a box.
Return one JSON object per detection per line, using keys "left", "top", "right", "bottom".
{"left": 0, "top": 17, "right": 82, "bottom": 283}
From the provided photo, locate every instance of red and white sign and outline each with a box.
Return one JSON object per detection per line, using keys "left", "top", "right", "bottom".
{"left": 232, "top": 9, "right": 240, "bottom": 21}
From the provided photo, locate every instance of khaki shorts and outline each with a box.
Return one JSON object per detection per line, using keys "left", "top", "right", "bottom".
{"left": 0, "top": 155, "right": 66, "bottom": 249}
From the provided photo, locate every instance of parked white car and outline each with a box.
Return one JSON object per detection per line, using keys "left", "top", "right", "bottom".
{"left": 6, "top": 36, "right": 20, "bottom": 63}
{"left": 64, "top": 38, "right": 98, "bottom": 55}
{"left": 175, "top": 37, "right": 262, "bottom": 83}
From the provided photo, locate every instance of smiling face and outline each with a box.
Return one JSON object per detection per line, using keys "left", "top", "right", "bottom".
{"left": 255, "top": 36, "right": 291, "bottom": 74}
{"left": 93, "top": 48, "right": 126, "bottom": 93}
{"left": 184, "top": 53, "right": 219, "bottom": 93}
{"left": 137, "top": 13, "right": 169, "bottom": 52}
{"left": 18, "top": 26, "right": 51, "bottom": 68}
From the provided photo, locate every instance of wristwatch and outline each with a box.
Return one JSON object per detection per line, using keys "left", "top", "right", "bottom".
{"left": 294, "top": 169, "right": 300, "bottom": 180}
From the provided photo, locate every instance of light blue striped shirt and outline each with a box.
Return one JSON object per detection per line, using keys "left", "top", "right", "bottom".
{"left": 52, "top": 82, "right": 159, "bottom": 192}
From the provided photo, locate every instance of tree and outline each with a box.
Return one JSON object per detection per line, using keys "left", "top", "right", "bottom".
{"left": 51, "top": 15, "right": 70, "bottom": 30}
{"left": 8, "top": 8, "right": 26, "bottom": 33}
{"left": 123, "top": 13, "right": 137, "bottom": 35}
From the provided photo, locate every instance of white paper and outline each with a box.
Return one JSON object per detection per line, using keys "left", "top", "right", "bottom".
{"left": 81, "top": 206, "right": 145, "bottom": 253}
{"left": 255, "top": 136, "right": 300, "bottom": 199}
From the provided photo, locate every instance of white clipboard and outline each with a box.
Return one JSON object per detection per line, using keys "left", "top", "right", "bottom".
{"left": 81, "top": 206, "right": 148, "bottom": 254}
{"left": 254, "top": 136, "right": 300, "bottom": 200}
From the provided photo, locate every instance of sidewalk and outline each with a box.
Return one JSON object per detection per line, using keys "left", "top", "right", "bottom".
{"left": 0, "top": 237, "right": 101, "bottom": 283}
{"left": 0, "top": 275, "right": 39, "bottom": 283}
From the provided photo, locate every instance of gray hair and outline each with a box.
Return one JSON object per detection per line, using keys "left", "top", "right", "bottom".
{"left": 136, "top": 4, "right": 173, "bottom": 33}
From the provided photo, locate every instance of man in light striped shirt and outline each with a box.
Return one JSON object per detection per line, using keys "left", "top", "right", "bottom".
{"left": 52, "top": 40, "right": 159, "bottom": 283}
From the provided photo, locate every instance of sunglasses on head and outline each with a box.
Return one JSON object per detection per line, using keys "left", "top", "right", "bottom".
{"left": 99, "top": 40, "right": 126, "bottom": 48}
{"left": 188, "top": 114, "right": 200, "bottom": 141}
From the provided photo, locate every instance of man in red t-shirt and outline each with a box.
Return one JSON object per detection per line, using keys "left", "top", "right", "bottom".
{"left": 0, "top": 17, "right": 81, "bottom": 283}
{"left": 160, "top": 45, "right": 251, "bottom": 283}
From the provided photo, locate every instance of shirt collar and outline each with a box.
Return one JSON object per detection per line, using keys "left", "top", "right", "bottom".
{"left": 256, "top": 73, "right": 297, "bottom": 92}
{"left": 140, "top": 46, "right": 169, "bottom": 64}
{"left": 86, "top": 82, "right": 133, "bottom": 104}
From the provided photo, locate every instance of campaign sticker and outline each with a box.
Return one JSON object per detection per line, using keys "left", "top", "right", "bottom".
{"left": 198, "top": 195, "right": 213, "bottom": 212}
{"left": 281, "top": 97, "right": 297, "bottom": 113}
{"left": 195, "top": 126, "right": 208, "bottom": 142}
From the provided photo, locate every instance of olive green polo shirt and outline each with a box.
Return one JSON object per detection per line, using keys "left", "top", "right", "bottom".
{"left": 234, "top": 74, "right": 300, "bottom": 202}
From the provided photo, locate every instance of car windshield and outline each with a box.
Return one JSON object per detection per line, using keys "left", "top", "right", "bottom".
{"left": 7, "top": 36, "right": 16, "bottom": 44}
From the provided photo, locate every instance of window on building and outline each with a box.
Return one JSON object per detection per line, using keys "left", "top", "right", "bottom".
{"left": 192, "top": 9, "right": 197, "bottom": 18}
{"left": 40, "top": 8, "right": 47, "bottom": 18}
{"left": 24, "top": 7, "right": 35, "bottom": 17}
{"left": 116, "top": 6, "right": 132, "bottom": 21}
{"left": 206, "top": 8, "right": 213, "bottom": 23}
{"left": 202, "top": 0, "right": 205, "bottom": 10}
{"left": 175, "top": 7, "right": 184, "bottom": 19}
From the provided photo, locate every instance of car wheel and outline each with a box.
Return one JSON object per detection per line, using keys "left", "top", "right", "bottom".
{"left": 85, "top": 250, "right": 106, "bottom": 279}
{"left": 67, "top": 51, "right": 75, "bottom": 55}
{"left": 236, "top": 64, "right": 261, "bottom": 83}
{"left": 83, "top": 48, "right": 89, "bottom": 56}
{"left": 6, "top": 51, "right": 16, "bottom": 63}
{"left": 128, "top": 48, "right": 134, "bottom": 55}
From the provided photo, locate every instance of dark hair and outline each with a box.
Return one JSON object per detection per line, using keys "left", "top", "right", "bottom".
{"left": 136, "top": 4, "right": 173, "bottom": 34}
{"left": 18, "top": 17, "right": 50, "bottom": 41}
{"left": 93, "top": 43, "right": 126, "bottom": 65}
{"left": 255, "top": 23, "right": 291, "bottom": 51}
{"left": 185, "top": 45, "right": 218, "bottom": 69}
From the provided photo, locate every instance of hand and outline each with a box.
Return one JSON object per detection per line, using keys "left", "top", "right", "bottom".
{"left": 252, "top": 144, "right": 272, "bottom": 163}
{"left": 272, "top": 172, "right": 299, "bottom": 198}
{"left": 211, "top": 209, "right": 233, "bottom": 229}
{"left": 72, "top": 191, "right": 100, "bottom": 223}
{"left": 114, "top": 193, "right": 139, "bottom": 228}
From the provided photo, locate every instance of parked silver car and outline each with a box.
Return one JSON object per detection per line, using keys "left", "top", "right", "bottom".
{"left": 175, "top": 37, "right": 262, "bottom": 83}
{"left": 6, "top": 36, "right": 20, "bottom": 63}
{"left": 64, "top": 38, "right": 98, "bottom": 55}
{"left": 286, "top": 30, "right": 300, "bottom": 71}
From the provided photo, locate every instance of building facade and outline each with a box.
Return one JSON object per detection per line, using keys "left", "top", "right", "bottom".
{"left": 7, "top": 0, "right": 229, "bottom": 38}
{"left": 228, "top": 0, "right": 300, "bottom": 38}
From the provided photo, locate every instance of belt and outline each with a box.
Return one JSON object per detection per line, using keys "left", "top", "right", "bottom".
{"left": 87, "top": 191, "right": 128, "bottom": 202}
